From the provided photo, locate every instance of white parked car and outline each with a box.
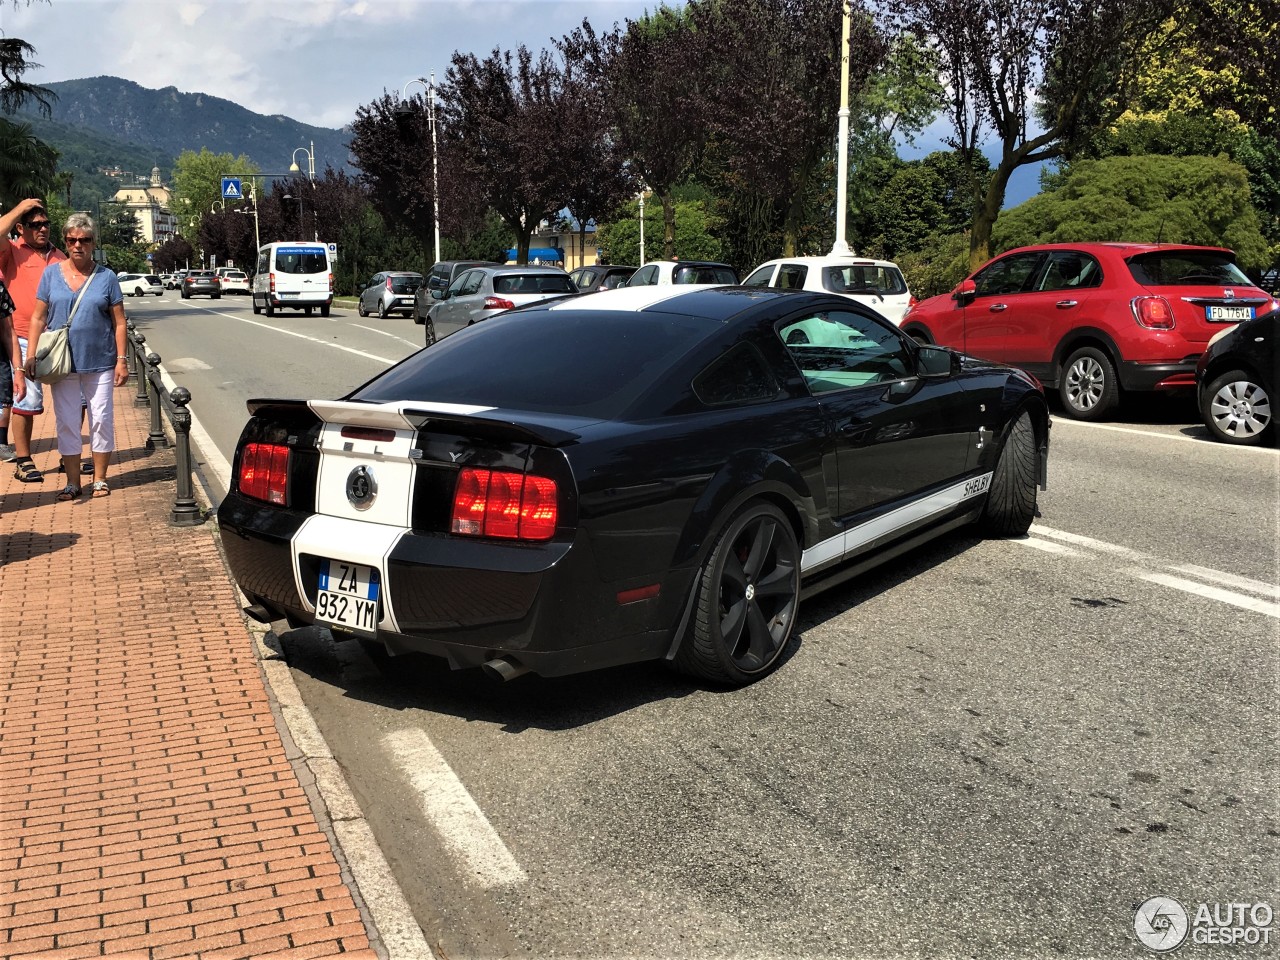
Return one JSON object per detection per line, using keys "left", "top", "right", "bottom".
{"left": 219, "top": 270, "right": 251, "bottom": 295}
{"left": 117, "top": 273, "right": 165, "bottom": 297}
{"left": 625, "top": 260, "right": 739, "bottom": 286}
{"left": 742, "top": 255, "right": 914, "bottom": 324}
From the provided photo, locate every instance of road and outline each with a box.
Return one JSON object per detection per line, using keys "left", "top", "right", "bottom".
{"left": 126, "top": 294, "right": 1279, "bottom": 959}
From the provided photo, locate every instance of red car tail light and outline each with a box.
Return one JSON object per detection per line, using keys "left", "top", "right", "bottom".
{"left": 1133, "top": 296, "right": 1175, "bottom": 329}
{"left": 483, "top": 296, "right": 515, "bottom": 310}
{"left": 239, "top": 442, "right": 290, "bottom": 505}
{"left": 328, "top": 272, "right": 334, "bottom": 293}
{"left": 451, "top": 467, "right": 558, "bottom": 540}
{"left": 385, "top": 277, "right": 394, "bottom": 291}
{"left": 269, "top": 272, "right": 277, "bottom": 293}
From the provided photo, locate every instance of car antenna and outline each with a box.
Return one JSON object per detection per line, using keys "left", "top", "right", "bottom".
{"left": 1154, "top": 219, "right": 1165, "bottom": 246}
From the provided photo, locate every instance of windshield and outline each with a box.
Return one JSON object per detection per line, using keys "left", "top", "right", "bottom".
{"left": 275, "top": 250, "right": 329, "bottom": 275}
{"left": 352, "top": 309, "right": 715, "bottom": 418}
{"left": 673, "top": 264, "right": 737, "bottom": 284}
{"left": 1128, "top": 251, "right": 1253, "bottom": 287}
{"left": 390, "top": 276, "right": 421, "bottom": 293}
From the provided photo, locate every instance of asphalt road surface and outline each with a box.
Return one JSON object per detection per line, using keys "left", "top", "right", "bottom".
{"left": 126, "top": 294, "right": 1279, "bottom": 959}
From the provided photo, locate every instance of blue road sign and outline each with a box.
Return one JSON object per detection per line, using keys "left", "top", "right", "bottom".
{"left": 221, "top": 177, "right": 243, "bottom": 200}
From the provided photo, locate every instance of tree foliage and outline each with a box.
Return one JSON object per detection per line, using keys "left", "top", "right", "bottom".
{"left": 0, "top": 117, "right": 57, "bottom": 208}
{"left": 884, "top": 0, "right": 1173, "bottom": 270}
{"left": 595, "top": 195, "right": 723, "bottom": 266}
{"left": 169, "top": 147, "right": 260, "bottom": 244}
{"left": 992, "top": 154, "right": 1269, "bottom": 267}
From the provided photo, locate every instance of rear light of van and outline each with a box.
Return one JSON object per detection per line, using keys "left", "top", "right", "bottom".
{"left": 238, "top": 442, "right": 290, "bottom": 506}
{"left": 329, "top": 272, "right": 334, "bottom": 294}
{"left": 1133, "top": 296, "right": 1175, "bottom": 330}
{"left": 483, "top": 296, "right": 515, "bottom": 311}
{"left": 451, "top": 467, "right": 557, "bottom": 540}
{"left": 268, "top": 272, "right": 276, "bottom": 294}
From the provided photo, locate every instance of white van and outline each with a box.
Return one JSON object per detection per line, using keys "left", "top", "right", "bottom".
{"left": 252, "top": 242, "right": 333, "bottom": 317}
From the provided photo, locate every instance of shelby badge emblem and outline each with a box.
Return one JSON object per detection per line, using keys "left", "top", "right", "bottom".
{"left": 346, "top": 465, "right": 377, "bottom": 510}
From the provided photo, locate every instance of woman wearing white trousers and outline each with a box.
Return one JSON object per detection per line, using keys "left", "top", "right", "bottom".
{"left": 22, "top": 213, "right": 127, "bottom": 500}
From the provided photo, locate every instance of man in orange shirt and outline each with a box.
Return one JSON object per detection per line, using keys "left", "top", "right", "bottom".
{"left": 1, "top": 199, "right": 67, "bottom": 482}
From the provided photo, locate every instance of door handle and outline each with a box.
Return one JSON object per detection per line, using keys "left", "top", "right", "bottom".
{"left": 989, "top": 303, "right": 1008, "bottom": 312}
{"left": 1056, "top": 299, "right": 1078, "bottom": 308}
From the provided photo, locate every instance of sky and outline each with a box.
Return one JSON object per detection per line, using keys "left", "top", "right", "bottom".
{"left": 1, "top": 0, "right": 1041, "bottom": 205}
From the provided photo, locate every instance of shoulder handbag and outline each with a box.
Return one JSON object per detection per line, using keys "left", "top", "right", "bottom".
{"left": 32, "top": 266, "right": 97, "bottom": 385}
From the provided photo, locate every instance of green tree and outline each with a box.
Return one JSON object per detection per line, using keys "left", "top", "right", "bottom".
{"left": 169, "top": 148, "right": 259, "bottom": 248}
{"left": 596, "top": 195, "right": 722, "bottom": 266}
{"left": 991, "top": 154, "right": 1269, "bottom": 268}
{"left": 0, "top": 118, "right": 57, "bottom": 208}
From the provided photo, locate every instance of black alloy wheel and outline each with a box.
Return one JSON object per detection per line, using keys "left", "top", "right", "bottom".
{"left": 675, "top": 501, "right": 800, "bottom": 685}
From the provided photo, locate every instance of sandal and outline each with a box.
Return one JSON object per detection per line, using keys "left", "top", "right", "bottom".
{"left": 13, "top": 460, "right": 43, "bottom": 483}
{"left": 90, "top": 480, "right": 110, "bottom": 498}
{"left": 57, "top": 484, "right": 82, "bottom": 502}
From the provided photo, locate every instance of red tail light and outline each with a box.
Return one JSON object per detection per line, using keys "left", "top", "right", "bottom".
{"left": 1133, "top": 296, "right": 1175, "bottom": 330}
{"left": 385, "top": 277, "right": 394, "bottom": 290}
{"left": 451, "top": 467, "right": 557, "bottom": 540}
{"left": 269, "top": 272, "right": 277, "bottom": 293}
{"left": 483, "top": 296, "right": 515, "bottom": 310}
{"left": 908, "top": 295, "right": 918, "bottom": 309}
{"left": 328, "top": 272, "right": 334, "bottom": 294}
{"left": 239, "top": 442, "right": 290, "bottom": 505}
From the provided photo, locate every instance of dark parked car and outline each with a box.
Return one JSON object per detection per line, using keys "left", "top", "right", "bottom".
{"left": 423, "top": 266, "right": 577, "bottom": 345}
{"left": 569, "top": 264, "right": 637, "bottom": 293}
{"left": 181, "top": 271, "right": 221, "bottom": 299}
{"left": 217, "top": 286, "right": 1051, "bottom": 686}
{"left": 902, "top": 243, "right": 1272, "bottom": 420}
{"left": 414, "top": 260, "right": 500, "bottom": 324}
{"left": 357, "top": 271, "right": 422, "bottom": 319}
{"left": 1196, "top": 305, "right": 1278, "bottom": 446}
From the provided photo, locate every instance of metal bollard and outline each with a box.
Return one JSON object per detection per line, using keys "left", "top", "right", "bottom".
{"left": 168, "top": 387, "right": 204, "bottom": 526}
{"left": 133, "top": 332, "right": 149, "bottom": 405}
{"left": 125, "top": 321, "right": 138, "bottom": 377}
{"left": 145, "top": 353, "right": 169, "bottom": 449}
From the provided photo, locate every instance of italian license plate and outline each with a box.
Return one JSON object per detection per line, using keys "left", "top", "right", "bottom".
{"left": 316, "top": 560, "right": 380, "bottom": 635}
{"left": 1206, "top": 305, "right": 1254, "bottom": 321}
{"left": 279, "top": 292, "right": 299, "bottom": 299}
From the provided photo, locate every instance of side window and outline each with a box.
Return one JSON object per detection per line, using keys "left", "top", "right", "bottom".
{"left": 973, "top": 253, "right": 1045, "bottom": 297}
{"left": 569, "top": 269, "right": 587, "bottom": 287}
{"left": 630, "top": 265, "right": 657, "bottom": 286}
{"left": 778, "top": 309, "right": 912, "bottom": 394}
{"left": 1038, "top": 252, "right": 1102, "bottom": 291}
{"left": 742, "top": 265, "right": 774, "bottom": 287}
{"left": 460, "top": 271, "right": 485, "bottom": 296}
{"left": 776, "top": 265, "right": 807, "bottom": 290}
{"left": 692, "top": 343, "right": 778, "bottom": 406}
{"left": 257, "top": 252, "right": 268, "bottom": 273}
{"left": 448, "top": 271, "right": 473, "bottom": 296}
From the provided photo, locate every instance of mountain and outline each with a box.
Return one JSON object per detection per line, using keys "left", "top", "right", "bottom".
{"left": 20, "top": 76, "right": 351, "bottom": 179}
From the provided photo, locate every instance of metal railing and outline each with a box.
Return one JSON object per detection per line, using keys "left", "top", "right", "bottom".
{"left": 124, "top": 320, "right": 204, "bottom": 526}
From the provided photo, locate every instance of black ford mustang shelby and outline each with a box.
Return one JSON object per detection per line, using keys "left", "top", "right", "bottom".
{"left": 218, "top": 286, "right": 1050, "bottom": 686}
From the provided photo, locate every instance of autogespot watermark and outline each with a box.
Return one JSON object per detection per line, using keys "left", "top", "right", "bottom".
{"left": 1135, "top": 897, "right": 1274, "bottom": 951}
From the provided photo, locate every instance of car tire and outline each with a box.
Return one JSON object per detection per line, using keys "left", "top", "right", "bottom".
{"left": 357, "top": 299, "right": 368, "bottom": 317}
{"left": 321, "top": 305, "right": 330, "bottom": 318}
{"left": 252, "top": 297, "right": 261, "bottom": 315}
{"left": 424, "top": 317, "right": 437, "bottom": 347}
{"left": 1201, "top": 369, "right": 1274, "bottom": 446}
{"left": 1059, "top": 346, "right": 1119, "bottom": 420}
{"left": 133, "top": 287, "right": 143, "bottom": 297}
{"left": 212, "top": 293, "right": 221, "bottom": 299}
{"left": 305, "top": 306, "right": 313, "bottom": 317}
{"left": 265, "top": 300, "right": 275, "bottom": 317}
{"left": 673, "top": 501, "right": 800, "bottom": 686}
{"left": 978, "top": 411, "right": 1038, "bottom": 537}
{"left": 377, "top": 301, "right": 387, "bottom": 319}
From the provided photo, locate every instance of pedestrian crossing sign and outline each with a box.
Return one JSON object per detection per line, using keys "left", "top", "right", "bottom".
{"left": 221, "top": 177, "right": 242, "bottom": 200}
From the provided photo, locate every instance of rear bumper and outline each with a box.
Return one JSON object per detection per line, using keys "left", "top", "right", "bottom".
{"left": 216, "top": 491, "right": 684, "bottom": 678}
{"left": 1119, "top": 358, "right": 1201, "bottom": 392}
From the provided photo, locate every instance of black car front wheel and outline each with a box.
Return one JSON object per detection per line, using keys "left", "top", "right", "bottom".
{"left": 1201, "top": 370, "right": 1274, "bottom": 445}
{"left": 978, "top": 411, "right": 1038, "bottom": 536}
{"left": 674, "top": 501, "right": 800, "bottom": 686}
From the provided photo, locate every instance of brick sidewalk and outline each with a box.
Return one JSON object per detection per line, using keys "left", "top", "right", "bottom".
{"left": 0, "top": 382, "right": 379, "bottom": 959}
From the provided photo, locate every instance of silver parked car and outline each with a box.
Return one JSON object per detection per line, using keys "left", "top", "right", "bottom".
{"left": 357, "top": 271, "right": 423, "bottom": 319}
{"left": 424, "top": 266, "right": 578, "bottom": 345}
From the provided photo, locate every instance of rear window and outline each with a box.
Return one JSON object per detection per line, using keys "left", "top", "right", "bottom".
{"left": 351, "top": 310, "right": 715, "bottom": 418}
{"left": 823, "top": 265, "right": 907, "bottom": 296}
{"left": 274, "top": 250, "right": 329, "bottom": 275}
{"left": 1128, "top": 251, "right": 1253, "bottom": 287}
{"left": 493, "top": 274, "right": 576, "bottom": 295}
{"left": 390, "top": 276, "right": 422, "bottom": 293}
{"left": 673, "top": 264, "right": 737, "bottom": 285}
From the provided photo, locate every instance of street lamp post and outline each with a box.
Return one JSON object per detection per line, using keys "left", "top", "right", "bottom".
{"left": 241, "top": 179, "right": 261, "bottom": 252}
{"left": 830, "top": 2, "right": 853, "bottom": 257}
{"left": 401, "top": 76, "right": 441, "bottom": 265}
{"left": 289, "top": 143, "right": 317, "bottom": 240}
{"left": 638, "top": 190, "right": 646, "bottom": 266}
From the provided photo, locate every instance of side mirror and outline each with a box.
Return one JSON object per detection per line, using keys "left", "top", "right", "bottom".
{"left": 432, "top": 288, "right": 446, "bottom": 301}
{"left": 917, "top": 344, "right": 955, "bottom": 378}
{"left": 952, "top": 278, "right": 977, "bottom": 306}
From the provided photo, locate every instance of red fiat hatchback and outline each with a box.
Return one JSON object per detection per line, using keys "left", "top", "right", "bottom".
{"left": 901, "top": 243, "right": 1276, "bottom": 419}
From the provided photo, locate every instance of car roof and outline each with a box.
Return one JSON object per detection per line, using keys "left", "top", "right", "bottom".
{"left": 383, "top": 271, "right": 422, "bottom": 276}
{"left": 999, "top": 242, "right": 1235, "bottom": 257}
{"left": 485, "top": 265, "right": 569, "bottom": 274}
{"left": 753, "top": 254, "right": 902, "bottom": 269}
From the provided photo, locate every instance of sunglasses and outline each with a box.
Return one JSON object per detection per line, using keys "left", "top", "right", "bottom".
{"left": 66, "top": 236, "right": 94, "bottom": 246}
{"left": 25, "top": 220, "right": 50, "bottom": 230}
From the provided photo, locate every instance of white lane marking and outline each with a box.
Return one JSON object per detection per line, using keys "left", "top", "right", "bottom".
{"left": 350, "top": 322, "right": 421, "bottom": 349}
{"left": 174, "top": 300, "right": 398, "bottom": 364}
{"left": 1017, "top": 537, "right": 1082, "bottom": 556}
{"left": 383, "top": 728, "right": 527, "bottom": 889}
{"left": 1032, "top": 525, "right": 1145, "bottom": 559}
{"left": 1166, "top": 563, "right": 1280, "bottom": 600}
{"left": 1053, "top": 418, "right": 1280, "bottom": 454}
{"left": 1131, "top": 571, "right": 1280, "bottom": 619}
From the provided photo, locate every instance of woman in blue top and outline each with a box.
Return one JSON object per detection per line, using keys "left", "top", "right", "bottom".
{"left": 22, "top": 213, "right": 127, "bottom": 500}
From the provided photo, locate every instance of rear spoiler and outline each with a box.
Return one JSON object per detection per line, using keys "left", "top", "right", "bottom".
{"left": 247, "top": 398, "right": 581, "bottom": 447}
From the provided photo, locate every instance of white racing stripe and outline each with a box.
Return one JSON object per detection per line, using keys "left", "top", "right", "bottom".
{"left": 383, "top": 728, "right": 527, "bottom": 889}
